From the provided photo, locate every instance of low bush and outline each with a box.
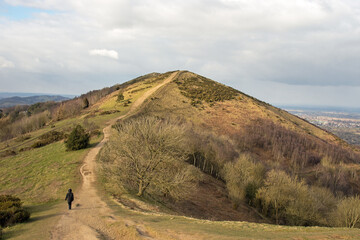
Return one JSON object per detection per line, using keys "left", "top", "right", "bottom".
{"left": 65, "top": 125, "right": 89, "bottom": 151}
{"left": 15, "top": 134, "right": 31, "bottom": 142}
{"left": 332, "top": 196, "right": 360, "bottom": 228}
{"left": 99, "top": 110, "right": 120, "bottom": 115}
{"left": 175, "top": 73, "right": 238, "bottom": 106}
{"left": 117, "top": 92, "right": 124, "bottom": 102}
{"left": 31, "top": 130, "right": 64, "bottom": 148}
{"left": 0, "top": 195, "right": 30, "bottom": 227}
{"left": 0, "top": 150, "right": 16, "bottom": 158}
{"left": 223, "top": 154, "right": 265, "bottom": 206}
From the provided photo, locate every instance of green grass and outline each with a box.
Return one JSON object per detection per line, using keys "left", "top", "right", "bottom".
{"left": 2, "top": 202, "right": 63, "bottom": 240}
{"left": 92, "top": 192, "right": 360, "bottom": 240}
{"left": 4, "top": 72, "right": 359, "bottom": 239}
{"left": 0, "top": 136, "right": 102, "bottom": 204}
{"left": 0, "top": 74, "right": 172, "bottom": 239}
{"left": 0, "top": 137, "right": 102, "bottom": 239}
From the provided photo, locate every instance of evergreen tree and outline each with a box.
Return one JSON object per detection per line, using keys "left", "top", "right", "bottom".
{"left": 65, "top": 125, "right": 90, "bottom": 151}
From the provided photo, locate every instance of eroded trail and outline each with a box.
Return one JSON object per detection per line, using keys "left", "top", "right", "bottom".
{"left": 50, "top": 72, "right": 177, "bottom": 240}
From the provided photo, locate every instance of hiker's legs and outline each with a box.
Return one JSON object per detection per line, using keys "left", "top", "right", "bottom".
{"left": 68, "top": 202, "right": 72, "bottom": 210}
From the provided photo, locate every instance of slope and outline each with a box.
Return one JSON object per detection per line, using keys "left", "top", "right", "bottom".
{"left": 101, "top": 70, "right": 360, "bottom": 226}
{"left": 2, "top": 70, "right": 360, "bottom": 239}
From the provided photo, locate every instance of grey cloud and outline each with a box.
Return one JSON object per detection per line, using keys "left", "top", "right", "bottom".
{"left": 1, "top": 0, "right": 360, "bottom": 107}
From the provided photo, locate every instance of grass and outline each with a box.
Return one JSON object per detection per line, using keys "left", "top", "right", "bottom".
{"left": 2, "top": 71, "right": 360, "bottom": 239}
{"left": 0, "top": 73, "right": 172, "bottom": 239}
{"left": 0, "top": 136, "right": 101, "bottom": 240}
{"left": 1, "top": 202, "right": 63, "bottom": 240}
{"left": 0, "top": 136, "right": 102, "bottom": 204}
{"left": 99, "top": 193, "right": 360, "bottom": 240}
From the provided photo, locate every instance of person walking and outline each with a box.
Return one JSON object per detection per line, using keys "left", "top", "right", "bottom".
{"left": 65, "top": 189, "right": 74, "bottom": 210}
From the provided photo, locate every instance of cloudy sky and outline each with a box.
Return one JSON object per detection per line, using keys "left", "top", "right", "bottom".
{"left": 0, "top": 0, "right": 359, "bottom": 108}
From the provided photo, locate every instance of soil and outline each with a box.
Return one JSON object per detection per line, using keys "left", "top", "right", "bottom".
{"left": 49, "top": 72, "right": 177, "bottom": 240}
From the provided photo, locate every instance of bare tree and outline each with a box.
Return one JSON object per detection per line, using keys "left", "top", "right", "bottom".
{"left": 332, "top": 196, "right": 360, "bottom": 228}
{"left": 256, "top": 170, "right": 318, "bottom": 225}
{"left": 103, "top": 116, "right": 195, "bottom": 198}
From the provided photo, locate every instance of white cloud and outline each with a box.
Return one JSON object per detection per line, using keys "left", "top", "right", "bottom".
{"left": 89, "top": 49, "right": 119, "bottom": 60}
{"left": 1, "top": 0, "right": 360, "bottom": 106}
{"left": 0, "top": 56, "right": 15, "bottom": 68}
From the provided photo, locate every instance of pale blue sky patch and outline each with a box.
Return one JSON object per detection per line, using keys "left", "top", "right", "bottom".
{"left": 0, "top": 1, "right": 56, "bottom": 20}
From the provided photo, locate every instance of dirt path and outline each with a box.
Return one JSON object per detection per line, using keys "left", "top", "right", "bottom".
{"left": 49, "top": 72, "right": 177, "bottom": 240}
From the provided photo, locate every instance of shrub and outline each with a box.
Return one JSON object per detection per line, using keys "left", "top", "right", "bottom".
{"left": 332, "top": 196, "right": 360, "bottom": 228}
{"left": 65, "top": 125, "right": 90, "bottom": 151}
{"left": 309, "top": 186, "right": 337, "bottom": 225}
{"left": 175, "top": 73, "right": 239, "bottom": 106}
{"left": 15, "top": 134, "right": 31, "bottom": 142}
{"left": 0, "top": 195, "right": 30, "bottom": 227}
{"left": 99, "top": 116, "right": 196, "bottom": 199}
{"left": 0, "top": 149, "right": 16, "bottom": 158}
{"left": 83, "top": 98, "right": 89, "bottom": 109}
{"left": 117, "top": 92, "right": 124, "bottom": 102}
{"left": 256, "top": 170, "right": 318, "bottom": 226}
{"left": 32, "top": 130, "right": 64, "bottom": 148}
{"left": 99, "top": 110, "right": 120, "bottom": 115}
{"left": 223, "top": 154, "right": 265, "bottom": 205}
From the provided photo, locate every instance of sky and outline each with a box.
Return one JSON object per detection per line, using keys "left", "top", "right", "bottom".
{"left": 0, "top": 0, "right": 359, "bottom": 108}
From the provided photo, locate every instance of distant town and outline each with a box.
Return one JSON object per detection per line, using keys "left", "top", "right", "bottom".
{"left": 284, "top": 107, "right": 360, "bottom": 145}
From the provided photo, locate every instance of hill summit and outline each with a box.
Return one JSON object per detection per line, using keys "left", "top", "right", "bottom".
{"left": 96, "top": 71, "right": 360, "bottom": 226}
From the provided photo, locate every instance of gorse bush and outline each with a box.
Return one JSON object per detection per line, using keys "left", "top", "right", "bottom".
{"left": 174, "top": 72, "right": 238, "bottom": 106}
{"left": 32, "top": 130, "right": 64, "bottom": 148}
{"left": 117, "top": 92, "right": 124, "bottom": 102}
{"left": 65, "top": 125, "right": 89, "bottom": 151}
{"left": 0, "top": 195, "right": 30, "bottom": 227}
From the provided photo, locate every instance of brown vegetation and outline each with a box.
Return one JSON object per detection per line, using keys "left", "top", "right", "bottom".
{"left": 174, "top": 71, "right": 239, "bottom": 107}
{"left": 100, "top": 116, "right": 197, "bottom": 199}
{"left": 130, "top": 71, "right": 360, "bottom": 227}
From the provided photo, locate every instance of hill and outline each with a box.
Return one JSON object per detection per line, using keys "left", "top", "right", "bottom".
{"left": 0, "top": 95, "right": 70, "bottom": 108}
{"left": 2, "top": 70, "right": 360, "bottom": 239}
{"left": 98, "top": 71, "right": 360, "bottom": 226}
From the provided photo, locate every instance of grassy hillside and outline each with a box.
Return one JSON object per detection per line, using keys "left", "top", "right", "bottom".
{"left": 2, "top": 70, "right": 360, "bottom": 239}
{"left": 99, "top": 70, "right": 360, "bottom": 228}
{"left": 0, "top": 73, "right": 175, "bottom": 239}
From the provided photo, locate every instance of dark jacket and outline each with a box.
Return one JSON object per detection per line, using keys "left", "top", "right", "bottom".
{"left": 65, "top": 190, "right": 74, "bottom": 203}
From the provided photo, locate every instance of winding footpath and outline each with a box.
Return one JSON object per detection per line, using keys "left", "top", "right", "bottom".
{"left": 50, "top": 72, "right": 177, "bottom": 240}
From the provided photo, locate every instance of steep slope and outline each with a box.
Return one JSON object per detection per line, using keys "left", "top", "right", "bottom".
{"left": 50, "top": 72, "right": 179, "bottom": 240}
{"left": 103, "top": 70, "right": 360, "bottom": 225}
{"left": 142, "top": 71, "right": 342, "bottom": 144}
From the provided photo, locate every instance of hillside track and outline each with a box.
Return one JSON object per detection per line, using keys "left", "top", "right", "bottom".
{"left": 49, "top": 72, "right": 178, "bottom": 240}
